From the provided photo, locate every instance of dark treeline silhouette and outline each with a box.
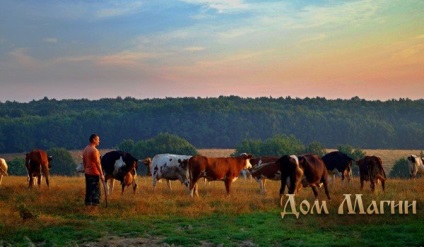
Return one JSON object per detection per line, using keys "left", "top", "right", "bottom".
{"left": 0, "top": 96, "right": 423, "bottom": 153}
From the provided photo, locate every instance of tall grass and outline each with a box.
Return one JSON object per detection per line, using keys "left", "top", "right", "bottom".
{"left": 1, "top": 174, "right": 423, "bottom": 246}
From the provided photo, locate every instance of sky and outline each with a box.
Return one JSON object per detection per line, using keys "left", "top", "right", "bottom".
{"left": 0, "top": 0, "right": 423, "bottom": 102}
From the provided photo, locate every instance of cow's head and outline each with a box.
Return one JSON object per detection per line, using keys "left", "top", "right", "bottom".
{"left": 408, "top": 155, "right": 420, "bottom": 178}
{"left": 240, "top": 153, "right": 253, "bottom": 169}
{"left": 178, "top": 158, "right": 190, "bottom": 188}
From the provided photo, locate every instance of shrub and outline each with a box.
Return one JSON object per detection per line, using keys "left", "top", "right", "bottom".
{"left": 47, "top": 148, "right": 77, "bottom": 176}
{"left": 389, "top": 158, "right": 410, "bottom": 178}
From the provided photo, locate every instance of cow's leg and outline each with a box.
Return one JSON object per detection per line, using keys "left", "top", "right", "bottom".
{"left": 28, "top": 175, "right": 33, "bottom": 189}
{"left": 224, "top": 179, "right": 232, "bottom": 196}
{"left": 110, "top": 179, "right": 115, "bottom": 194}
{"left": 360, "top": 179, "right": 364, "bottom": 190}
{"left": 322, "top": 177, "right": 331, "bottom": 200}
{"left": 262, "top": 179, "right": 267, "bottom": 193}
{"left": 166, "top": 179, "right": 172, "bottom": 191}
{"left": 370, "top": 180, "right": 375, "bottom": 192}
{"left": 37, "top": 174, "right": 42, "bottom": 187}
{"left": 132, "top": 179, "right": 138, "bottom": 194}
{"left": 152, "top": 177, "right": 157, "bottom": 190}
{"left": 311, "top": 186, "right": 319, "bottom": 199}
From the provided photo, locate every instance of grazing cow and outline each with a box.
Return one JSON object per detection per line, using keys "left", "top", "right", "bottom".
{"left": 25, "top": 149, "right": 52, "bottom": 188}
{"left": 277, "top": 154, "right": 330, "bottom": 203}
{"left": 146, "top": 154, "right": 192, "bottom": 190}
{"left": 407, "top": 154, "right": 424, "bottom": 178}
{"left": 101, "top": 151, "right": 139, "bottom": 194}
{"left": 249, "top": 161, "right": 280, "bottom": 193}
{"left": 322, "top": 151, "right": 354, "bottom": 182}
{"left": 356, "top": 156, "right": 386, "bottom": 192}
{"left": 0, "top": 158, "right": 8, "bottom": 185}
{"left": 188, "top": 154, "right": 252, "bottom": 197}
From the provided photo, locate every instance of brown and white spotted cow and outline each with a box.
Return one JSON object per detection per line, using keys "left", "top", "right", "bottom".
{"left": 188, "top": 154, "right": 252, "bottom": 197}
{"left": 25, "top": 149, "right": 52, "bottom": 188}
{"left": 249, "top": 160, "right": 280, "bottom": 193}
{"left": 356, "top": 156, "right": 386, "bottom": 192}
{"left": 101, "top": 151, "right": 139, "bottom": 194}
{"left": 146, "top": 154, "right": 192, "bottom": 190}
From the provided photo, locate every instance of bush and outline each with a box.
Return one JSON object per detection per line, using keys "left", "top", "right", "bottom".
{"left": 389, "top": 158, "right": 410, "bottom": 178}
{"left": 117, "top": 133, "right": 198, "bottom": 160}
{"left": 233, "top": 134, "right": 304, "bottom": 156}
{"left": 47, "top": 148, "right": 77, "bottom": 176}
{"left": 7, "top": 157, "right": 27, "bottom": 176}
{"left": 305, "top": 141, "right": 327, "bottom": 156}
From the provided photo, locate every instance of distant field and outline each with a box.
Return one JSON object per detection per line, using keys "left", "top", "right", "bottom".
{"left": 2, "top": 148, "right": 422, "bottom": 173}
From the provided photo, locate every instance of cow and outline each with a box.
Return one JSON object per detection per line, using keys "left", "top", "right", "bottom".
{"left": 145, "top": 154, "right": 192, "bottom": 190}
{"left": 249, "top": 161, "right": 280, "bottom": 194}
{"left": 0, "top": 158, "right": 8, "bottom": 185}
{"left": 188, "top": 154, "right": 252, "bottom": 197}
{"left": 407, "top": 154, "right": 424, "bottom": 178}
{"left": 356, "top": 156, "right": 386, "bottom": 192}
{"left": 277, "top": 154, "right": 330, "bottom": 204}
{"left": 25, "top": 149, "right": 52, "bottom": 188}
{"left": 247, "top": 156, "right": 280, "bottom": 193}
{"left": 101, "top": 151, "right": 139, "bottom": 194}
{"left": 322, "top": 151, "right": 354, "bottom": 183}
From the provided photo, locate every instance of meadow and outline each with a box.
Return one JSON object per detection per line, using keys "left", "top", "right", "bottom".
{"left": 0, "top": 149, "right": 423, "bottom": 246}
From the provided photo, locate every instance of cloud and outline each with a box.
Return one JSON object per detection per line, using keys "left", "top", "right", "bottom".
{"left": 8, "top": 48, "right": 38, "bottom": 68}
{"left": 95, "top": 1, "right": 144, "bottom": 18}
{"left": 180, "top": 0, "right": 249, "bottom": 13}
{"left": 43, "top": 38, "right": 58, "bottom": 44}
{"left": 184, "top": 46, "right": 205, "bottom": 52}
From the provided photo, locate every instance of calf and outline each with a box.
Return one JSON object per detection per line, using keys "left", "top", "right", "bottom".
{"left": 101, "top": 151, "right": 139, "bottom": 194}
{"left": 25, "top": 149, "right": 52, "bottom": 188}
{"left": 0, "top": 158, "right": 8, "bottom": 185}
{"left": 147, "top": 154, "right": 192, "bottom": 190}
{"left": 277, "top": 154, "right": 330, "bottom": 204}
{"left": 356, "top": 156, "right": 386, "bottom": 192}
{"left": 188, "top": 154, "right": 252, "bottom": 197}
{"left": 407, "top": 154, "right": 424, "bottom": 178}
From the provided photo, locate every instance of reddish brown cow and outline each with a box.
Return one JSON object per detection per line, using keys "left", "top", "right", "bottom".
{"left": 356, "top": 156, "right": 386, "bottom": 192}
{"left": 277, "top": 154, "right": 330, "bottom": 203}
{"left": 188, "top": 154, "right": 252, "bottom": 196}
{"left": 25, "top": 149, "right": 52, "bottom": 188}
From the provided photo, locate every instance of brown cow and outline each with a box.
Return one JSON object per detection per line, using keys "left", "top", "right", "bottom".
{"left": 25, "top": 149, "right": 52, "bottom": 188}
{"left": 277, "top": 154, "right": 330, "bottom": 204}
{"left": 188, "top": 154, "right": 252, "bottom": 197}
{"left": 356, "top": 156, "right": 386, "bottom": 192}
{"left": 249, "top": 161, "right": 280, "bottom": 193}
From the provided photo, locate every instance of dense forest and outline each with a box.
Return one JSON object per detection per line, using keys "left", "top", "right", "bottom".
{"left": 0, "top": 96, "right": 423, "bottom": 153}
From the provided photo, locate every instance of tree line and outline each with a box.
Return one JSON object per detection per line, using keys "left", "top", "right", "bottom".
{"left": 0, "top": 96, "right": 423, "bottom": 153}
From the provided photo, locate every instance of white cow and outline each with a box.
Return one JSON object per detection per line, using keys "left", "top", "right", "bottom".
{"left": 407, "top": 154, "right": 424, "bottom": 178}
{"left": 147, "top": 154, "right": 192, "bottom": 190}
{"left": 0, "top": 158, "right": 8, "bottom": 185}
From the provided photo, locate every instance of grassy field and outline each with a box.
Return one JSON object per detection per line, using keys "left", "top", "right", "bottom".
{"left": 0, "top": 149, "right": 423, "bottom": 246}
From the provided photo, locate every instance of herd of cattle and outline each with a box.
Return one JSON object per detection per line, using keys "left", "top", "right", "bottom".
{"left": 1, "top": 149, "right": 424, "bottom": 201}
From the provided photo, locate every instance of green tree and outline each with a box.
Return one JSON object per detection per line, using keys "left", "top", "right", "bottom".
{"left": 47, "top": 148, "right": 77, "bottom": 176}
{"left": 305, "top": 141, "right": 327, "bottom": 156}
{"left": 234, "top": 134, "right": 304, "bottom": 157}
{"left": 7, "top": 158, "right": 27, "bottom": 176}
{"left": 389, "top": 158, "right": 410, "bottom": 178}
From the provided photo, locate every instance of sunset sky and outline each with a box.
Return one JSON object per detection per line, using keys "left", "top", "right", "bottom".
{"left": 0, "top": 0, "right": 423, "bottom": 102}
